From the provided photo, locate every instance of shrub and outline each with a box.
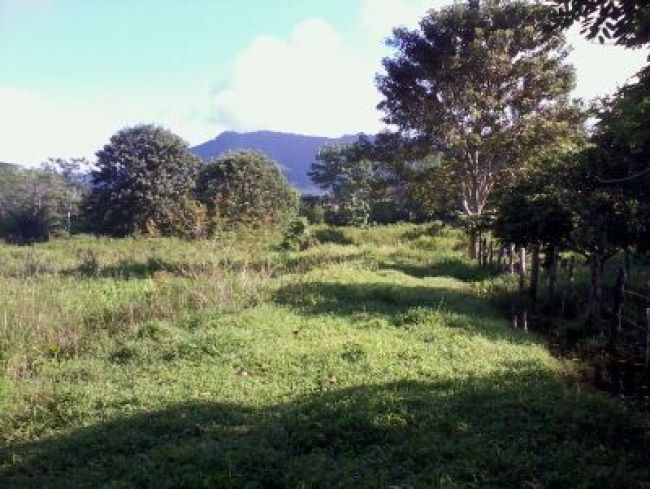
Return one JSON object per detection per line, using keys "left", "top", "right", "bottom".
{"left": 282, "top": 217, "right": 312, "bottom": 251}
{"left": 196, "top": 151, "right": 299, "bottom": 233}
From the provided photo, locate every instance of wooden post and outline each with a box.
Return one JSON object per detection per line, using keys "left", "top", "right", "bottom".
{"left": 478, "top": 235, "right": 484, "bottom": 265}
{"left": 488, "top": 241, "right": 494, "bottom": 270}
{"left": 645, "top": 308, "right": 650, "bottom": 376}
{"left": 530, "top": 244, "right": 539, "bottom": 301}
{"left": 482, "top": 237, "right": 488, "bottom": 268}
{"left": 548, "top": 246, "right": 559, "bottom": 302}
{"left": 522, "top": 311, "right": 528, "bottom": 333}
{"left": 608, "top": 267, "right": 625, "bottom": 351}
{"left": 586, "top": 255, "right": 602, "bottom": 333}
{"left": 518, "top": 246, "right": 526, "bottom": 291}
{"left": 509, "top": 243, "right": 516, "bottom": 275}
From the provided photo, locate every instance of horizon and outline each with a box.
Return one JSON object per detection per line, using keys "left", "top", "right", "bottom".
{"left": 1, "top": 0, "right": 649, "bottom": 166}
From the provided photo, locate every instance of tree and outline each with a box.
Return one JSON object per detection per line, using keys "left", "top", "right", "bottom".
{"left": 309, "top": 142, "right": 374, "bottom": 226}
{"left": 589, "top": 65, "right": 650, "bottom": 251}
{"left": 195, "top": 151, "right": 299, "bottom": 232}
{"left": 86, "top": 125, "right": 202, "bottom": 237}
{"left": 549, "top": 0, "right": 650, "bottom": 46}
{"left": 0, "top": 162, "right": 86, "bottom": 242}
{"left": 377, "top": 0, "right": 579, "bottom": 255}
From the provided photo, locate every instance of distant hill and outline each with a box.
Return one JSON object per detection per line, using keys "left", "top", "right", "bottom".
{"left": 191, "top": 130, "right": 362, "bottom": 193}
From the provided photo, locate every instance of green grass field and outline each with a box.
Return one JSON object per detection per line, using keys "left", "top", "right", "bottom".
{"left": 1, "top": 224, "right": 648, "bottom": 487}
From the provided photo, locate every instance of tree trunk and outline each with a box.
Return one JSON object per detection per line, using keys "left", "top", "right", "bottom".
{"left": 586, "top": 254, "right": 602, "bottom": 332}
{"left": 530, "top": 244, "right": 539, "bottom": 301}
{"left": 468, "top": 230, "right": 478, "bottom": 259}
{"left": 548, "top": 246, "right": 558, "bottom": 302}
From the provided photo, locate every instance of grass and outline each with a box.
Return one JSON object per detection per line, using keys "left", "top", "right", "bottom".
{"left": 0, "top": 223, "right": 649, "bottom": 487}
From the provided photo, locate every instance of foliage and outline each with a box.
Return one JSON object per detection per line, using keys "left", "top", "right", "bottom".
{"left": 310, "top": 142, "right": 374, "bottom": 226}
{"left": 1, "top": 226, "right": 648, "bottom": 486}
{"left": 85, "top": 125, "right": 202, "bottom": 238}
{"left": 377, "top": 0, "right": 580, "bottom": 224}
{"left": 589, "top": 65, "right": 650, "bottom": 251}
{"left": 0, "top": 160, "right": 89, "bottom": 243}
{"left": 549, "top": 0, "right": 650, "bottom": 46}
{"left": 281, "top": 217, "right": 312, "bottom": 251}
{"left": 299, "top": 195, "right": 325, "bottom": 224}
{"left": 196, "top": 151, "right": 299, "bottom": 233}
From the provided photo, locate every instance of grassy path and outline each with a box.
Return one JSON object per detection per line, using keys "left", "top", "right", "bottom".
{"left": 1, "top": 225, "right": 649, "bottom": 487}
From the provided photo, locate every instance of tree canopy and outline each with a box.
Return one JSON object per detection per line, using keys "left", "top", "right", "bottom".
{"left": 377, "top": 0, "right": 579, "bottom": 230}
{"left": 85, "top": 125, "right": 202, "bottom": 238}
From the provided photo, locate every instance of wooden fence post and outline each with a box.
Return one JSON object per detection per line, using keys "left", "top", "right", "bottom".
{"left": 488, "top": 241, "right": 494, "bottom": 270}
{"left": 548, "top": 246, "right": 559, "bottom": 302}
{"left": 530, "top": 244, "right": 539, "bottom": 301}
{"left": 518, "top": 247, "right": 526, "bottom": 291}
{"left": 478, "top": 236, "right": 484, "bottom": 265}
{"left": 509, "top": 243, "right": 516, "bottom": 275}
{"left": 482, "top": 237, "right": 488, "bottom": 268}
{"left": 608, "top": 267, "right": 625, "bottom": 351}
{"left": 645, "top": 307, "right": 650, "bottom": 376}
{"left": 523, "top": 310, "right": 528, "bottom": 333}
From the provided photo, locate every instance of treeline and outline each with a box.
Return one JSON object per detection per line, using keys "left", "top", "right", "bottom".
{"left": 0, "top": 126, "right": 298, "bottom": 242}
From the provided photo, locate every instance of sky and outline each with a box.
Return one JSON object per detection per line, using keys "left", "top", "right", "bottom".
{"left": 1, "top": 0, "right": 648, "bottom": 166}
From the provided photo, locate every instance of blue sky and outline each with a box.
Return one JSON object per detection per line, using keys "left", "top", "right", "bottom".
{"left": 1, "top": 0, "right": 648, "bottom": 165}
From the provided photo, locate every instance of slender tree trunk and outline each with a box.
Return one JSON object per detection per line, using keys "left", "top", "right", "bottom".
{"left": 468, "top": 230, "right": 478, "bottom": 259}
{"left": 586, "top": 254, "right": 602, "bottom": 332}
{"left": 530, "top": 244, "right": 540, "bottom": 301}
{"left": 548, "top": 246, "right": 558, "bottom": 302}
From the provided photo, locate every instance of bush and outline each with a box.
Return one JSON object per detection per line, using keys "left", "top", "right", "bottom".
{"left": 282, "top": 217, "right": 312, "bottom": 251}
{"left": 196, "top": 151, "right": 299, "bottom": 233}
{"left": 299, "top": 195, "right": 325, "bottom": 224}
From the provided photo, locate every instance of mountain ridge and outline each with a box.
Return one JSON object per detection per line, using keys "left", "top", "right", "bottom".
{"left": 191, "top": 130, "right": 363, "bottom": 193}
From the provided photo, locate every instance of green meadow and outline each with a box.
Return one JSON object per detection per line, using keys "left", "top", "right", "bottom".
{"left": 1, "top": 224, "right": 648, "bottom": 487}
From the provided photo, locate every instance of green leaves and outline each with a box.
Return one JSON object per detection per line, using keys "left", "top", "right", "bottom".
{"left": 378, "top": 0, "right": 579, "bottom": 219}
{"left": 87, "top": 125, "right": 201, "bottom": 238}
{"left": 196, "top": 151, "right": 299, "bottom": 233}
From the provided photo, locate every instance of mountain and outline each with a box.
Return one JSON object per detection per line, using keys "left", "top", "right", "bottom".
{"left": 191, "top": 130, "right": 362, "bottom": 193}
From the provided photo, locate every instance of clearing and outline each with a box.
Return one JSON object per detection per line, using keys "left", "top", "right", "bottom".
{"left": 0, "top": 225, "right": 648, "bottom": 487}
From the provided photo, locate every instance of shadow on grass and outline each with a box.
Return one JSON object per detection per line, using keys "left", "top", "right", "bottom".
{"left": 63, "top": 251, "right": 367, "bottom": 280}
{"left": 381, "top": 257, "right": 495, "bottom": 282}
{"left": 312, "top": 228, "right": 353, "bottom": 245}
{"left": 2, "top": 368, "right": 648, "bottom": 487}
{"left": 275, "top": 280, "right": 531, "bottom": 345}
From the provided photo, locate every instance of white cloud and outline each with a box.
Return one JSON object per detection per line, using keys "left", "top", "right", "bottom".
{"left": 2, "top": 0, "right": 648, "bottom": 165}
{"left": 0, "top": 86, "right": 216, "bottom": 165}
{"left": 361, "top": 0, "right": 447, "bottom": 39}
{"left": 211, "top": 18, "right": 383, "bottom": 137}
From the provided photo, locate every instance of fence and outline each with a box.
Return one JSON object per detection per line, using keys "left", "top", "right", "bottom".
{"left": 475, "top": 238, "right": 650, "bottom": 372}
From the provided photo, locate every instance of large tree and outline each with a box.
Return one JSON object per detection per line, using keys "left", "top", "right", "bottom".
{"left": 86, "top": 125, "right": 202, "bottom": 237}
{"left": 377, "top": 0, "right": 579, "bottom": 255}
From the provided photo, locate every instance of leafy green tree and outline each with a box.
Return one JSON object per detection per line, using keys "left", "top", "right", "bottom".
{"left": 377, "top": 0, "right": 580, "bottom": 255}
{"left": 299, "top": 195, "right": 326, "bottom": 224}
{"left": 196, "top": 151, "right": 299, "bottom": 232}
{"left": 589, "top": 65, "right": 650, "bottom": 251}
{"left": 0, "top": 162, "right": 86, "bottom": 242}
{"left": 85, "top": 125, "right": 202, "bottom": 237}
{"left": 310, "top": 143, "right": 374, "bottom": 226}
